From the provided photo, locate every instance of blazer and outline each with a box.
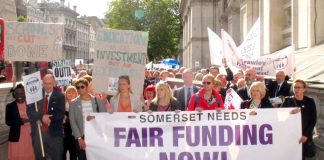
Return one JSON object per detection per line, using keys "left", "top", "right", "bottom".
{"left": 173, "top": 85, "right": 199, "bottom": 111}
{"left": 5, "top": 100, "right": 24, "bottom": 142}
{"left": 267, "top": 80, "right": 292, "bottom": 98}
{"left": 237, "top": 86, "right": 250, "bottom": 101}
{"left": 110, "top": 93, "right": 142, "bottom": 112}
{"left": 27, "top": 89, "right": 65, "bottom": 137}
{"left": 240, "top": 98, "right": 273, "bottom": 109}
{"left": 281, "top": 96, "right": 317, "bottom": 140}
{"left": 69, "top": 95, "right": 106, "bottom": 139}
{"left": 149, "top": 98, "right": 180, "bottom": 111}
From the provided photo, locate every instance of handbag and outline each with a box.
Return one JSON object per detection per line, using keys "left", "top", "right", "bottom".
{"left": 305, "top": 141, "right": 316, "bottom": 157}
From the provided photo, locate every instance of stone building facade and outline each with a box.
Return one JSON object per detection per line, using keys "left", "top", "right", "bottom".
{"left": 180, "top": 0, "right": 241, "bottom": 69}
{"left": 76, "top": 19, "right": 90, "bottom": 62}
{"left": 79, "top": 16, "right": 105, "bottom": 61}
{"left": 39, "top": 0, "right": 79, "bottom": 65}
{"left": 26, "top": 0, "right": 45, "bottom": 22}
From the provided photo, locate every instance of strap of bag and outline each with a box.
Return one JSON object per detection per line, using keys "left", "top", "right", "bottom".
{"left": 94, "top": 97, "right": 99, "bottom": 112}
{"left": 194, "top": 94, "right": 199, "bottom": 109}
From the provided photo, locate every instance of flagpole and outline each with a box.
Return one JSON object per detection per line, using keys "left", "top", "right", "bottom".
{"left": 34, "top": 102, "right": 46, "bottom": 158}
{"left": 292, "top": 44, "right": 296, "bottom": 81}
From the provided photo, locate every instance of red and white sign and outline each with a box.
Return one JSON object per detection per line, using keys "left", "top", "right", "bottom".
{"left": 224, "top": 89, "right": 242, "bottom": 110}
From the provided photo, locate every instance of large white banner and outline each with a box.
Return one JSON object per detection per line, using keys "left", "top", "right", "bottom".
{"left": 93, "top": 28, "right": 148, "bottom": 96}
{"left": 208, "top": 27, "right": 223, "bottom": 66}
{"left": 22, "top": 71, "right": 42, "bottom": 105}
{"left": 222, "top": 29, "right": 295, "bottom": 76}
{"left": 85, "top": 109, "right": 302, "bottom": 160}
{"left": 4, "top": 22, "right": 64, "bottom": 61}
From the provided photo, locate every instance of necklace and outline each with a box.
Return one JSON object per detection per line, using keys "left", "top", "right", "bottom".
{"left": 204, "top": 94, "right": 215, "bottom": 106}
{"left": 250, "top": 101, "right": 260, "bottom": 109}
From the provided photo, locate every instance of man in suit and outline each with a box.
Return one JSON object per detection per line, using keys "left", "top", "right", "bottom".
{"left": 267, "top": 70, "right": 292, "bottom": 98}
{"left": 237, "top": 68, "right": 257, "bottom": 101}
{"left": 173, "top": 69, "right": 199, "bottom": 111}
{"left": 27, "top": 74, "right": 65, "bottom": 160}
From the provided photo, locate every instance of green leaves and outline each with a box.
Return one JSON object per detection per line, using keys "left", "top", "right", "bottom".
{"left": 106, "top": 0, "right": 181, "bottom": 61}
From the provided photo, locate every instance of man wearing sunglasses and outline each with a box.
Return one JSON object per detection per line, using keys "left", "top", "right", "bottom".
{"left": 27, "top": 74, "right": 65, "bottom": 160}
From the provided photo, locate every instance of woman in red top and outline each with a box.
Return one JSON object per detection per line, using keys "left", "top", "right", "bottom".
{"left": 187, "top": 74, "right": 224, "bottom": 111}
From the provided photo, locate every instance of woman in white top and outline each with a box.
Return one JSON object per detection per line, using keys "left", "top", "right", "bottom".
{"left": 109, "top": 75, "right": 142, "bottom": 112}
{"left": 69, "top": 78, "right": 106, "bottom": 160}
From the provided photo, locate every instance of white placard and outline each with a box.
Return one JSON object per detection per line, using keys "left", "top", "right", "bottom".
{"left": 93, "top": 28, "right": 148, "bottom": 96}
{"left": 224, "top": 89, "right": 242, "bottom": 110}
{"left": 208, "top": 27, "right": 223, "bottom": 66}
{"left": 52, "top": 60, "right": 72, "bottom": 86}
{"left": 238, "top": 18, "right": 260, "bottom": 60}
{"left": 4, "top": 22, "right": 64, "bottom": 61}
{"left": 22, "top": 71, "right": 42, "bottom": 105}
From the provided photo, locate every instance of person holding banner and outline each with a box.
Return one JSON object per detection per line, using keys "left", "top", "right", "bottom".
{"left": 187, "top": 74, "right": 224, "bottom": 111}
{"left": 6, "top": 84, "right": 34, "bottom": 160}
{"left": 240, "top": 81, "right": 273, "bottom": 109}
{"left": 281, "top": 79, "right": 317, "bottom": 159}
{"left": 110, "top": 75, "right": 142, "bottom": 112}
{"left": 147, "top": 81, "right": 180, "bottom": 112}
{"left": 69, "top": 78, "right": 107, "bottom": 160}
{"left": 27, "top": 74, "right": 65, "bottom": 160}
{"left": 82, "top": 75, "right": 110, "bottom": 111}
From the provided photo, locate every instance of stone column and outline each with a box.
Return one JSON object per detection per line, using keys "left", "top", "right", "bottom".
{"left": 261, "top": 0, "right": 286, "bottom": 54}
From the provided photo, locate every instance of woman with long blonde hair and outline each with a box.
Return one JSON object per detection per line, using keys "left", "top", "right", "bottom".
{"left": 147, "top": 81, "right": 180, "bottom": 112}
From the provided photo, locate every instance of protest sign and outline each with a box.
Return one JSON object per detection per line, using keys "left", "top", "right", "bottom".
{"left": 232, "top": 46, "right": 295, "bottom": 76}
{"left": 85, "top": 109, "right": 301, "bottom": 160}
{"left": 208, "top": 27, "right": 223, "bottom": 66}
{"left": 4, "top": 22, "right": 64, "bottom": 61}
{"left": 52, "top": 60, "right": 72, "bottom": 86}
{"left": 222, "top": 29, "right": 294, "bottom": 76}
{"left": 224, "top": 89, "right": 242, "bottom": 110}
{"left": 238, "top": 18, "right": 260, "bottom": 60}
{"left": 92, "top": 28, "right": 148, "bottom": 96}
{"left": 22, "top": 71, "right": 42, "bottom": 105}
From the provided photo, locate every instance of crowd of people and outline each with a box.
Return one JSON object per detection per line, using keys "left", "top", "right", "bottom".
{"left": 5, "top": 60, "right": 317, "bottom": 160}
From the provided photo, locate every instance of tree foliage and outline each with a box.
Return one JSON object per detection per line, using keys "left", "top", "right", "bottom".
{"left": 106, "top": 0, "right": 181, "bottom": 61}
{"left": 17, "top": 16, "right": 27, "bottom": 22}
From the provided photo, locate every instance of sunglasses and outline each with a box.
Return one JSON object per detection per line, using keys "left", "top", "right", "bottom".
{"left": 76, "top": 85, "right": 86, "bottom": 90}
{"left": 202, "top": 82, "right": 211, "bottom": 85}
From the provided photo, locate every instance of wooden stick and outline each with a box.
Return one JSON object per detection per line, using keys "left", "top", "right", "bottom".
{"left": 34, "top": 102, "right": 46, "bottom": 158}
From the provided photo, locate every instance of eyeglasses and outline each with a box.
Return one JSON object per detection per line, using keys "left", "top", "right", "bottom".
{"left": 76, "top": 85, "right": 86, "bottom": 90}
{"left": 202, "top": 82, "right": 211, "bottom": 85}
